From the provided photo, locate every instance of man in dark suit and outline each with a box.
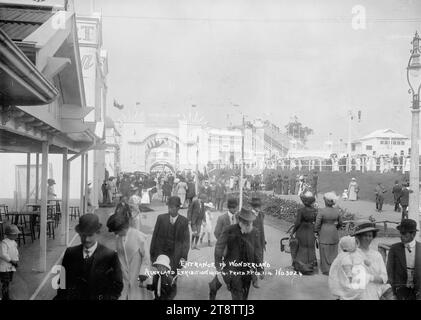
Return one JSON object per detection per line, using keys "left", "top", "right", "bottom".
{"left": 386, "top": 219, "right": 421, "bottom": 300}
{"left": 392, "top": 180, "right": 403, "bottom": 212}
{"left": 187, "top": 193, "right": 206, "bottom": 250}
{"left": 249, "top": 197, "right": 266, "bottom": 256}
{"left": 214, "top": 198, "right": 238, "bottom": 240}
{"left": 214, "top": 208, "right": 264, "bottom": 300}
{"left": 55, "top": 214, "right": 123, "bottom": 300}
{"left": 398, "top": 183, "right": 413, "bottom": 221}
{"left": 150, "top": 196, "right": 190, "bottom": 274}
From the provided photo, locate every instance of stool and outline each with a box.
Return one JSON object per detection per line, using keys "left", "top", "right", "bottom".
{"left": 35, "top": 219, "right": 56, "bottom": 240}
{"left": 70, "top": 206, "right": 80, "bottom": 220}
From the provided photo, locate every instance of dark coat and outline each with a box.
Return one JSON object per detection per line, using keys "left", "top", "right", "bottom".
{"left": 386, "top": 241, "right": 421, "bottom": 299}
{"left": 54, "top": 244, "right": 123, "bottom": 300}
{"left": 186, "top": 182, "right": 196, "bottom": 199}
{"left": 150, "top": 213, "right": 190, "bottom": 271}
{"left": 252, "top": 209, "right": 266, "bottom": 251}
{"left": 399, "top": 188, "right": 413, "bottom": 206}
{"left": 214, "top": 224, "right": 263, "bottom": 273}
{"left": 214, "top": 212, "right": 237, "bottom": 240}
{"left": 187, "top": 199, "right": 205, "bottom": 225}
{"left": 392, "top": 184, "right": 403, "bottom": 202}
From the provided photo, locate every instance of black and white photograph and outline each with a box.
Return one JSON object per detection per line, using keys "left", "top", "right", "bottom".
{"left": 0, "top": 0, "right": 421, "bottom": 305}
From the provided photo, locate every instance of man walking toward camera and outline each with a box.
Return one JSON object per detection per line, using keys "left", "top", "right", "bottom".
{"left": 214, "top": 208, "right": 264, "bottom": 300}
{"left": 55, "top": 214, "right": 123, "bottom": 300}
{"left": 387, "top": 219, "right": 421, "bottom": 300}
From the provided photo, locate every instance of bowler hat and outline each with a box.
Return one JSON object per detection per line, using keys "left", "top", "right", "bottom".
{"left": 238, "top": 208, "right": 256, "bottom": 222}
{"left": 167, "top": 196, "right": 181, "bottom": 208}
{"left": 5, "top": 224, "right": 21, "bottom": 235}
{"left": 47, "top": 178, "right": 56, "bottom": 185}
{"left": 249, "top": 197, "right": 262, "bottom": 207}
{"left": 227, "top": 198, "right": 238, "bottom": 208}
{"left": 397, "top": 219, "right": 419, "bottom": 233}
{"left": 352, "top": 221, "right": 379, "bottom": 236}
{"left": 75, "top": 213, "right": 102, "bottom": 235}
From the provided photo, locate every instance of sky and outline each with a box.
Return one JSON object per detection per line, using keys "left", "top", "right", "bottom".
{"left": 14, "top": 0, "right": 421, "bottom": 148}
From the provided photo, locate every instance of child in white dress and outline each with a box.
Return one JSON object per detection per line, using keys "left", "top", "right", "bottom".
{"left": 200, "top": 202, "right": 214, "bottom": 247}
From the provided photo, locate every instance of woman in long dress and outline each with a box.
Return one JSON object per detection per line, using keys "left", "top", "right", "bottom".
{"left": 175, "top": 178, "right": 188, "bottom": 208}
{"left": 291, "top": 191, "right": 318, "bottom": 274}
{"left": 315, "top": 192, "right": 343, "bottom": 275}
{"left": 106, "top": 212, "right": 153, "bottom": 300}
{"left": 348, "top": 178, "right": 359, "bottom": 201}
{"left": 128, "top": 187, "right": 142, "bottom": 230}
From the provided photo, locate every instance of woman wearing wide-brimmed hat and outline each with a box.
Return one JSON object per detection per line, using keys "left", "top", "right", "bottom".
{"left": 107, "top": 211, "right": 153, "bottom": 300}
{"left": 291, "top": 191, "right": 318, "bottom": 274}
{"left": 47, "top": 178, "right": 56, "bottom": 200}
{"left": 352, "top": 221, "right": 391, "bottom": 299}
{"left": 315, "top": 192, "right": 343, "bottom": 275}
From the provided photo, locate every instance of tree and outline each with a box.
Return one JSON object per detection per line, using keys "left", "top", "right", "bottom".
{"left": 285, "top": 116, "right": 314, "bottom": 145}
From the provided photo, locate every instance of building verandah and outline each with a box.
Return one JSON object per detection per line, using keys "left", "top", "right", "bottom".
{"left": 0, "top": 2, "right": 104, "bottom": 273}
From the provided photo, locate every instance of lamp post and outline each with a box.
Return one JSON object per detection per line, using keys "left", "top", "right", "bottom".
{"left": 239, "top": 114, "right": 245, "bottom": 209}
{"left": 407, "top": 31, "right": 421, "bottom": 231}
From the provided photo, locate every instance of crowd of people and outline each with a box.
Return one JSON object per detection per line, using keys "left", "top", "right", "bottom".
{"left": 1, "top": 167, "right": 420, "bottom": 301}
{"left": 263, "top": 153, "right": 415, "bottom": 174}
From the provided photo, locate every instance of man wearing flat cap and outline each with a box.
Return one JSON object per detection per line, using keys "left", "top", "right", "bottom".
{"left": 215, "top": 208, "right": 263, "bottom": 300}
{"left": 150, "top": 196, "right": 190, "bottom": 275}
{"left": 55, "top": 214, "right": 123, "bottom": 300}
{"left": 387, "top": 219, "right": 421, "bottom": 300}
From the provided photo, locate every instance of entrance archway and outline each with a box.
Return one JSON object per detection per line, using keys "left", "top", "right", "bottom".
{"left": 142, "top": 133, "right": 180, "bottom": 172}
{"left": 150, "top": 161, "right": 175, "bottom": 174}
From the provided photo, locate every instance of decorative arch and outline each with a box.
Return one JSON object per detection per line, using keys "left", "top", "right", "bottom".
{"left": 141, "top": 133, "right": 180, "bottom": 152}
{"left": 150, "top": 161, "right": 175, "bottom": 173}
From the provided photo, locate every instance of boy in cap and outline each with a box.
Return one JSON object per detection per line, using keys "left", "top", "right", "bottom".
{"left": 387, "top": 219, "right": 421, "bottom": 300}
{"left": 0, "top": 225, "right": 20, "bottom": 300}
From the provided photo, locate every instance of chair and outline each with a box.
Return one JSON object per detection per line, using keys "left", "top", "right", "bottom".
{"left": 0, "top": 204, "right": 8, "bottom": 222}
{"left": 70, "top": 206, "right": 80, "bottom": 220}
{"left": 10, "top": 213, "right": 28, "bottom": 246}
{"left": 34, "top": 215, "right": 55, "bottom": 240}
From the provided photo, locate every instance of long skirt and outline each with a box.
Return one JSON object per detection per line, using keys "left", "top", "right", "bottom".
{"left": 295, "top": 222, "right": 317, "bottom": 269}
{"left": 319, "top": 243, "right": 338, "bottom": 275}
{"left": 178, "top": 192, "right": 186, "bottom": 207}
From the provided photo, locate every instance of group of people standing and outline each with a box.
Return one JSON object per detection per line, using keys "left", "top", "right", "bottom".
{"left": 272, "top": 171, "right": 318, "bottom": 197}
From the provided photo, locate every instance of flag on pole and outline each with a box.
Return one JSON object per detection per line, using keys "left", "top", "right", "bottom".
{"left": 358, "top": 110, "right": 362, "bottom": 122}
{"left": 113, "top": 99, "right": 124, "bottom": 110}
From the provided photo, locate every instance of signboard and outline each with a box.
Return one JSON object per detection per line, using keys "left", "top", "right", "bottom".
{"left": 77, "top": 20, "right": 99, "bottom": 45}
{"left": 80, "top": 46, "right": 96, "bottom": 120}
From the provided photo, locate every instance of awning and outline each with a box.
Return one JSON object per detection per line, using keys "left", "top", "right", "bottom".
{"left": 0, "top": 29, "right": 58, "bottom": 106}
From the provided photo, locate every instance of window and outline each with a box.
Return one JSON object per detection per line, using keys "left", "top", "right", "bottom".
{"left": 366, "top": 145, "right": 373, "bottom": 150}
{"left": 392, "top": 141, "right": 396, "bottom": 145}
{"left": 380, "top": 141, "right": 384, "bottom": 145}
{"left": 402, "top": 141, "right": 405, "bottom": 146}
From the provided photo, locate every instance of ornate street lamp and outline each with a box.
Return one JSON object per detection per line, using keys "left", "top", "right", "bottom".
{"left": 407, "top": 31, "right": 421, "bottom": 229}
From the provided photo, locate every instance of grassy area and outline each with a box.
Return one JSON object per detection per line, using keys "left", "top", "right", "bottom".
{"left": 263, "top": 170, "right": 408, "bottom": 205}
{"left": 317, "top": 171, "right": 407, "bottom": 205}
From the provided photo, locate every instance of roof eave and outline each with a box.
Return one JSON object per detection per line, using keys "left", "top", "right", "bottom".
{"left": 0, "top": 29, "right": 58, "bottom": 106}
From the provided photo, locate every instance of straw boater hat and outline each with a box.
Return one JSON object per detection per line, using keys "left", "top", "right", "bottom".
{"left": 397, "top": 219, "right": 418, "bottom": 233}
{"left": 352, "top": 221, "right": 379, "bottom": 236}
{"left": 75, "top": 213, "right": 102, "bottom": 235}
{"left": 153, "top": 254, "right": 171, "bottom": 270}
{"left": 351, "top": 177, "right": 356, "bottom": 181}
{"left": 237, "top": 208, "right": 256, "bottom": 222}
